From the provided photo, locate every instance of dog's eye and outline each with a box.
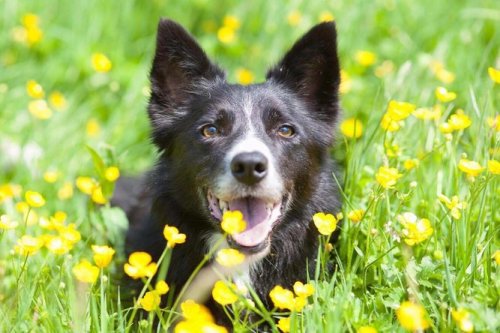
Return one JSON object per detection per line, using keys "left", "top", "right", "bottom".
{"left": 277, "top": 125, "right": 295, "bottom": 138}
{"left": 201, "top": 124, "right": 219, "bottom": 138}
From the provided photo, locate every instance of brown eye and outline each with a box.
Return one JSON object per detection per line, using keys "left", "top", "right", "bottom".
{"left": 277, "top": 125, "right": 295, "bottom": 138}
{"left": 201, "top": 124, "right": 219, "bottom": 138}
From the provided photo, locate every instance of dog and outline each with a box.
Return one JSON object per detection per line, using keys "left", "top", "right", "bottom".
{"left": 115, "top": 18, "right": 342, "bottom": 326}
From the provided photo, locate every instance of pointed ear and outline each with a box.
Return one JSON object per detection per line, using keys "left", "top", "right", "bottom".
{"left": 149, "top": 19, "right": 225, "bottom": 109}
{"left": 266, "top": 22, "right": 340, "bottom": 122}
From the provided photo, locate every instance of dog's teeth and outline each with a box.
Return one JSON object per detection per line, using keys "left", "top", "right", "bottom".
{"left": 219, "top": 200, "right": 228, "bottom": 212}
{"left": 266, "top": 203, "right": 273, "bottom": 211}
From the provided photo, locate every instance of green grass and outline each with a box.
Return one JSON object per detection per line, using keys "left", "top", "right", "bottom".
{"left": 1, "top": 0, "right": 499, "bottom": 331}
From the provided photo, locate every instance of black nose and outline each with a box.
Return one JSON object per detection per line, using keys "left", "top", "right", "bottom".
{"left": 231, "top": 152, "right": 268, "bottom": 185}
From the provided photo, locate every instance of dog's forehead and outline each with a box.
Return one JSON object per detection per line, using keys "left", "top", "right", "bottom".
{"left": 207, "top": 83, "right": 289, "bottom": 118}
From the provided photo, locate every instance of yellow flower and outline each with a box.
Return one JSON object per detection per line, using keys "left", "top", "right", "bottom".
{"left": 448, "top": 109, "right": 471, "bottom": 131}
{"left": 436, "top": 68, "right": 456, "bottom": 84}
{"left": 221, "top": 210, "right": 247, "bottom": 235}
{"left": 340, "top": 117, "right": 364, "bottom": 139}
{"left": 43, "top": 170, "right": 59, "bottom": 183}
{"left": 58, "top": 224, "right": 82, "bottom": 245}
{"left": 325, "top": 243, "right": 334, "bottom": 252}
{"left": 155, "top": 280, "right": 169, "bottom": 295}
{"left": 277, "top": 317, "right": 291, "bottom": 332}
{"left": 104, "top": 166, "right": 120, "bottom": 182}
{"left": 22, "top": 13, "right": 40, "bottom": 29}
{"left": 15, "top": 235, "right": 43, "bottom": 256}
{"left": 374, "top": 60, "right": 395, "bottom": 78}
{"left": 386, "top": 100, "right": 416, "bottom": 121}
{"left": 86, "top": 118, "right": 101, "bottom": 137}
{"left": 384, "top": 143, "right": 401, "bottom": 158}
{"left": 58, "top": 181, "right": 74, "bottom": 200}
{"left": 92, "top": 245, "right": 115, "bottom": 268}
{"left": 413, "top": 105, "right": 442, "bottom": 120}
{"left": 124, "top": 252, "right": 158, "bottom": 279}
{"left": 26, "top": 80, "right": 44, "bottom": 98}
{"left": 0, "top": 215, "right": 18, "bottom": 230}
{"left": 458, "top": 159, "right": 484, "bottom": 177}
{"left": 26, "top": 26, "right": 43, "bottom": 46}
{"left": 39, "top": 216, "right": 63, "bottom": 230}
{"left": 174, "top": 320, "right": 227, "bottom": 333}
{"left": 223, "top": 15, "right": 240, "bottom": 30}
{"left": 269, "top": 285, "right": 294, "bottom": 310}
{"left": 236, "top": 68, "right": 254, "bottom": 85}
{"left": 291, "top": 296, "right": 307, "bottom": 312}
{"left": 28, "top": 99, "right": 52, "bottom": 119}
{"left": 347, "top": 209, "right": 365, "bottom": 223}
{"left": 73, "top": 259, "right": 99, "bottom": 283}
{"left": 487, "top": 115, "right": 500, "bottom": 131}
{"left": 439, "top": 122, "right": 454, "bottom": 134}
{"left": 312, "top": 212, "right": 339, "bottom": 236}
{"left": 12, "top": 15, "right": 44, "bottom": 47}
{"left": 216, "top": 248, "right": 245, "bottom": 267}
{"left": 0, "top": 183, "right": 22, "bottom": 202}
{"left": 49, "top": 91, "right": 67, "bottom": 111}
{"left": 430, "top": 61, "right": 456, "bottom": 84}
{"left": 355, "top": 50, "right": 377, "bottom": 67}
{"left": 217, "top": 26, "right": 235, "bottom": 44}
{"left": 76, "top": 176, "right": 98, "bottom": 195}
{"left": 435, "top": 86, "right": 457, "bottom": 102}
{"left": 25, "top": 190, "right": 45, "bottom": 208}
{"left": 180, "top": 299, "right": 214, "bottom": 322}
{"left": 163, "top": 225, "right": 186, "bottom": 248}
{"left": 375, "top": 166, "right": 402, "bottom": 189}
{"left": 438, "top": 194, "right": 467, "bottom": 220}
{"left": 396, "top": 301, "right": 430, "bottom": 331}
{"left": 139, "top": 291, "right": 161, "bottom": 312}
{"left": 403, "top": 159, "right": 419, "bottom": 171}
{"left": 54, "top": 210, "right": 67, "bottom": 222}
{"left": 488, "top": 67, "right": 500, "bottom": 84}
{"left": 287, "top": 10, "right": 302, "bottom": 26}
{"left": 493, "top": 250, "right": 500, "bottom": 265}
{"left": 45, "top": 236, "right": 73, "bottom": 255}
{"left": 319, "top": 11, "right": 335, "bottom": 22}
{"left": 357, "top": 326, "right": 378, "bottom": 333}
{"left": 487, "top": 160, "right": 500, "bottom": 175}
{"left": 212, "top": 280, "right": 238, "bottom": 306}
{"left": 293, "top": 281, "right": 314, "bottom": 298}
{"left": 451, "top": 308, "right": 474, "bottom": 332}
{"left": 15, "top": 201, "right": 29, "bottom": 213}
{"left": 91, "top": 53, "right": 112, "bottom": 73}
{"left": 91, "top": 185, "right": 107, "bottom": 205}
{"left": 340, "top": 70, "right": 352, "bottom": 95}
{"left": 381, "top": 113, "right": 401, "bottom": 132}
{"left": 397, "top": 212, "right": 433, "bottom": 246}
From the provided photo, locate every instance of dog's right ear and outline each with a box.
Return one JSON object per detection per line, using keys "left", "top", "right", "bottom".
{"left": 149, "top": 19, "right": 224, "bottom": 111}
{"left": 148, "top": 19, "right": 224, "bottom": 150}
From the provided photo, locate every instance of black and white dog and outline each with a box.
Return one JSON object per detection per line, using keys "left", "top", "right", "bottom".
{"left": 115, "top": 18, "right": 341, "bottom": 324}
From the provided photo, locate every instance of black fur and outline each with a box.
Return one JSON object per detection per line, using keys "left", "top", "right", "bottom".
{"left": 116, "top": 18, "right": 341, "bottom": 326}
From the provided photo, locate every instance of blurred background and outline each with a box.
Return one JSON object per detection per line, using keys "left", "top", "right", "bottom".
{"left": 0, "top": 0, "right": 498, "bottom": 178}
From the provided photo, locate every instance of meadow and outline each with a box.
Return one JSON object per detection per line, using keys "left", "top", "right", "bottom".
{"left": 0, "top": 0, "right": 499, "bottom": 332}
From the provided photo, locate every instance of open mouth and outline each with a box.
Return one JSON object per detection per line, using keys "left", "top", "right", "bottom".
{"left": 207, "top": 190, "right": 282, "bottom": 251}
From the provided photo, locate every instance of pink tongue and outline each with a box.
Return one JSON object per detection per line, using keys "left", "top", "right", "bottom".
{"left": 229, "top": 198, "right": 271, "bottom": 247}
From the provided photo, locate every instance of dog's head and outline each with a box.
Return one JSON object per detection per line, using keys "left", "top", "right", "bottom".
{"left": 148, "top": 19, "right": 340, "bottom": 254}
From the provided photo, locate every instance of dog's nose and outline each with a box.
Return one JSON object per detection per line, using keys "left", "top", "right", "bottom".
{"left": 231, "top": 152, "right": 268, "bottom": 185}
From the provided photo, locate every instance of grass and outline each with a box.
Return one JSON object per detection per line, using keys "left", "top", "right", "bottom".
{"left": 0, "top": 0, "right": 499, "bottom": 331}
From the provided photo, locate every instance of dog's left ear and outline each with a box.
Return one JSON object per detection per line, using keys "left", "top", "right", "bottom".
{"left": 266, "top": 22, "right": 340, "bottom": 123}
